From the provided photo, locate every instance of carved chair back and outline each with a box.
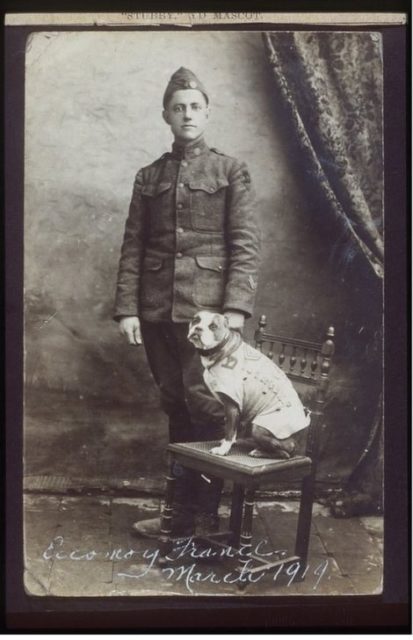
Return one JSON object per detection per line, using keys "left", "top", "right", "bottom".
{"left": 253, "top": 315, "right": 335, "bottom": 461}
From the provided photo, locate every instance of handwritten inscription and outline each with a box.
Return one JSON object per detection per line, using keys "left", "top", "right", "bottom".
{"left": 42, "top": 535, "right": 329, "bottom": 594}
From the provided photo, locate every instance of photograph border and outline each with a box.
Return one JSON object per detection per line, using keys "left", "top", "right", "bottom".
{"left": 4, "top": 4, "right": 410, "bottom": 632}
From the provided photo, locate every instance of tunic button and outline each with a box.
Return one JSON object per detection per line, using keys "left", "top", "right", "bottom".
{"left": 178, "top": 182, "right": 184, "bottom": 188}
{"left": 177, "top": 227, "right": 184, "bottom": 234}
{"left": 193, "top": 148, "right": 201, "bottom": 156}
{"left": 181, "top": 161, "right": 188, "bottom": 167}
{"left": 177, "top": 203, "right": 183, "bottom": 209}
{"left": 176, "top": 252, "right": 183, "bottom": 258}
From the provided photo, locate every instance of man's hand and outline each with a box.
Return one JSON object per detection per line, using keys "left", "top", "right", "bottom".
{"left": 224, "top": 310, "right": 245, "bottom": 333}
{"left": 119, "top": 316, "right": 142, "bottom": 346}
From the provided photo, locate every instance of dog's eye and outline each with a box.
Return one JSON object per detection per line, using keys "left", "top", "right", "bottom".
{"left": 209, "top": 323, "right": 217, "bottom": 330}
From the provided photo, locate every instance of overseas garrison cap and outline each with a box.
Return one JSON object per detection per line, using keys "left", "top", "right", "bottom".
{"left": 163, "top": 67, "right": 209, "bottom": 108}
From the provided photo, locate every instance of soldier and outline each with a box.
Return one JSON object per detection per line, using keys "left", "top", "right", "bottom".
{"left": 114, "top": 67, "right": 260, "bottom": 538}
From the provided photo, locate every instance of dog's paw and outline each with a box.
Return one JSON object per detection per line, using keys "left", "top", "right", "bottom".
{"left": 210, "top": 442, "right": 232, "bottom": 456}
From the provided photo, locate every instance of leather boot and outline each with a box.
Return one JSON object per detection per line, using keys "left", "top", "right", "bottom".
{"left": 132, "top": 505, "right": 194, "bottom": 539}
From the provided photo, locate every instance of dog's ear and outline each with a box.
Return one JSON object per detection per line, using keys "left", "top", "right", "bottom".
{"left": 222, "top": 314, "right": 229, "bottom": 328}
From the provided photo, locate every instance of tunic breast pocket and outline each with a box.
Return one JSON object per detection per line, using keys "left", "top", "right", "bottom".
{"left": 141, "top": 182, "right": 172, "bottom": 232}
{"left": 188, "top": 178, "right": 228, "bottom": 232}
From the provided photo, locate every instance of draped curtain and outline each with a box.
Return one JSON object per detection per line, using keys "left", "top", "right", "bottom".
{"left": 262, "top": 32, "right": 383, "bottom": 515}
{"left": 262, "top": 31, "right": 383, "bottom": 278}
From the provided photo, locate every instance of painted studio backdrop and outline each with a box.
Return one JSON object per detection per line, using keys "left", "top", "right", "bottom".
{"left": 24, "top": 30, "right": 383, "bottom": 507}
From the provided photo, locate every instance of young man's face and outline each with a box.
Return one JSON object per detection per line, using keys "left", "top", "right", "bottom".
{"left": 163, "top": 89, "right": 209, "bottom": 143}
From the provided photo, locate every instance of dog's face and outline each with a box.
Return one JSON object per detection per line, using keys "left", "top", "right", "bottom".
{"left": 187, "top": 311, "right": 229, "bottom": 350}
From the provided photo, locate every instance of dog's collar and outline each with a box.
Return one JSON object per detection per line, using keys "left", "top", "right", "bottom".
{"left": 197, "top": 330, "right": 242, "bottom": 367}
{"left": 196, "top": 331, "right": 232, "bottom": 357}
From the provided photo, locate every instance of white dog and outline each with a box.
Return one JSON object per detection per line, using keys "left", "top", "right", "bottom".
{"left": 188, "top": 311, "right": 310, "bottom": 458}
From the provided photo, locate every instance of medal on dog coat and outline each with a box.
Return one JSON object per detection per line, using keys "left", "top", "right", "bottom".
{"left": 202, "top": 332, "right": 309, "bottom": 440}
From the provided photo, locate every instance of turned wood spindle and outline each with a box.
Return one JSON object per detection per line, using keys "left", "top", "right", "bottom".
{"left": 310, "top": 350, "right": 318, "bottom": 378}
{"left": 289, "top": 346, "right": 297, "bottom": 373}
{"left": 278, "top": 343, "right": 286, "bottom": 368}
{"left": 256, "top": 314, "right": 267, "bottom": 352}
{"left": 300, "top": 349, "right": 308, "bottom": 375}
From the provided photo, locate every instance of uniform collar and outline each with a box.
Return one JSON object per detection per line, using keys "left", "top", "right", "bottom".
{"left": 171, "top": 136, "right": 209, "bottom": 160}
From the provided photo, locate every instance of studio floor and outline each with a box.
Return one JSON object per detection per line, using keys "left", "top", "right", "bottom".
{"left": 24, "top": 493, "right": 383, "bottom": 598}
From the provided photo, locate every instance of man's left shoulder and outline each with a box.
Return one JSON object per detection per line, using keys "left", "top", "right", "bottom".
{"left": 209, "top": 146, "right": 227, "bottom": 157}
{"left": 209, "top": 147, "right": 244, "bottom": 165}
{"left": 209, "top": 147, "right": 250, "bottom": 175}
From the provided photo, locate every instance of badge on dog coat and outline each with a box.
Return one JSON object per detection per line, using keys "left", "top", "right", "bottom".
{"left": 188, "top": 311, "right": 310, "bottom": 456}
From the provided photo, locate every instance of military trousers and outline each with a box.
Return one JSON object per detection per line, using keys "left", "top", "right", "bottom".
{"left": 140, "top": 320, "right": 225, "bottom": 516}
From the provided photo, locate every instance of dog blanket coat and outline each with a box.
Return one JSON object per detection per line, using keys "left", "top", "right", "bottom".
{"left": 203, "top": 333, "right": 309, "bottom": 439}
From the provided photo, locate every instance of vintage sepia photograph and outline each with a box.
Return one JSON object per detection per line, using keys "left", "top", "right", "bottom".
{"left": 17, "top": 21, "right": 388, "bottom": 600}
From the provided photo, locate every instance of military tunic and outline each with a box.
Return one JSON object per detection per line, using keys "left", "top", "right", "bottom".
{"left": 114, "top": 137, "right": 260, "bottom": 322}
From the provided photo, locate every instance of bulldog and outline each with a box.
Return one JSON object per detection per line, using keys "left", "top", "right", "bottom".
{"left": 188, "top": 311, "right": 310, "bottom": 458}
